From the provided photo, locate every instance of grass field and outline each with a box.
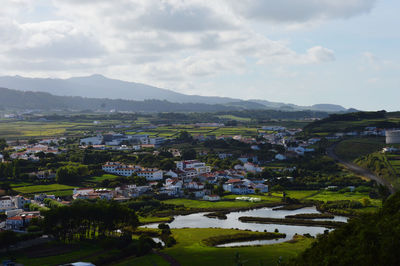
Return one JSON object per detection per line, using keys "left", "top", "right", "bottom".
{"left": 86, "top": 174, "right": 119, "bottom": 183}
{"left": 113, "top": 253, "right": 169, "bottom": 266}
{"left": 334, "top": 137, "right": 387, "bottom": 161}
{"left": 13, "top": 184, "right": 75, "bottom": 194}
{"left": 162, "top": 196, "right": 281, "bottom": 209}
{"left": 161, "top": 228, "right": 313, "bottom": 266}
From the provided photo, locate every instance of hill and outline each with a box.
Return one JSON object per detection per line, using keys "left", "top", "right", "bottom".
{"left": 0, "top": 75, "right": 353, "bottom": 112}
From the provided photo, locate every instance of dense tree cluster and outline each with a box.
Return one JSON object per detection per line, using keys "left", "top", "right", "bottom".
{"left": 43, "top": 200, "right": 139, "bottom": 242}
{"left": 289, "top": 192, "right": 400, "bottom": 266}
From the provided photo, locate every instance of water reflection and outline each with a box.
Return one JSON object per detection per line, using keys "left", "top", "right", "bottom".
{"left": 145, "top": 206, "right": 348, "bottom": 246}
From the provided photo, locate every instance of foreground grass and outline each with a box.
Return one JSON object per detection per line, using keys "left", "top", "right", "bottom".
{"left": 0, "top": 242, "right": 103, "bottom": 266}
{"left": 163, "top": 228, "right": 313, "bottom": 266}
{"left": 113, "top": 253, "right": 169, "bottom": 266}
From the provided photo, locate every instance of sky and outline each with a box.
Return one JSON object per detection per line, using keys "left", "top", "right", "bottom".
{"left": 0, "top": 0, "right": 399, "bottom": 111}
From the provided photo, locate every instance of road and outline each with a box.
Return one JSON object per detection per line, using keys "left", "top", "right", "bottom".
{"left": 327, "top": 143, "right": 395, "bottom": 194}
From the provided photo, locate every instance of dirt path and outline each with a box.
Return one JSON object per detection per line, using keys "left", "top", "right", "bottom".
{"left": 327, "top": 143, "right": 395, "bottom": 194}
{"left": 153, "top": 250, "right": 181, "bottom": 266}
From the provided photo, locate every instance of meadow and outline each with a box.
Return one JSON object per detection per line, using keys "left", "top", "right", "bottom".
{"left": 12, "top": 184, "right": 75, "bottom": 195}
{"left": 334, "top": 137, "right": 387, "bottom": 161}
{"left": 119, "top": 228, "right": 314, "bottom": 266}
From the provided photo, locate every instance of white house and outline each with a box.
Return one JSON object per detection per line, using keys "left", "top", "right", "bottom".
{"left": 176, "top": 160, "right": 211, "bottom": 175}
{"left": 243, "top": 162, "right": 262, "bottom": 173}
{"left": 137, "top": 169, "right": 163, "bottom": 181}
{"left": 80, "top": 136, "right": 103, "bottom": 146}
{"left": 203, "top": 195, "right": 221, "bottom": 201}
{"left": 0, "top": 196, "right": 14, "bottom": 210}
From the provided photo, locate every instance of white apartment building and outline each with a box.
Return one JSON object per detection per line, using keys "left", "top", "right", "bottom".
{"left": 176, "top": 160, "right": 211, "bottom": 175}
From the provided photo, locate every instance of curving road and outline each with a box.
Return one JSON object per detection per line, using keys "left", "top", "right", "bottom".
{"left": 327, "top": 143, "right": 395, "bottom": 194}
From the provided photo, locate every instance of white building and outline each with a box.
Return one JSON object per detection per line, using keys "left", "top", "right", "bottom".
{"left": 0, "top": 196, "right": 14, "bottom": 210}
{"left": 80, "top": 136, "right": 103, "bottom": 146}
{"left": 137, "top": 169, "right": 163, "bottom": 181}
{"left": 176, "top": 160, "right": 211, "bottom": 175}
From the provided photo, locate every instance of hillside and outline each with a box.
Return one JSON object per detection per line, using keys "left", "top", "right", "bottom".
{"left": 303, "top": 111, "right": 400, "bottom": 134}
{"left": 0, "top": 87, "right": 331, "bottom": 117}
{"left": 0, "top": 75, "right": 353, "bottom": 112}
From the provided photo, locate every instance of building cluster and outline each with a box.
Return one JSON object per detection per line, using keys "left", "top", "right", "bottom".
{"left": 9, "top": 142, "right": 62, "bottom": 161}
{"left": 0, "top": 195, "right": 40, "bottom": 232}
{"left": 80, "top": 133, "right": 165, "bottom": 149}
{"left": 84, "top": 159, "right": 269, "bottom": 201}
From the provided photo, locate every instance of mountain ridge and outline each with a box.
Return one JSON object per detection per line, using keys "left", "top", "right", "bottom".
{"left": 0, "top": 74, "right": 355, "bottom": 112}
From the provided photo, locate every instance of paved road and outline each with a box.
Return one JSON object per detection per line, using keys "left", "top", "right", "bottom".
{"left": 327, "top": 143, "right": 395, "bottom": 194}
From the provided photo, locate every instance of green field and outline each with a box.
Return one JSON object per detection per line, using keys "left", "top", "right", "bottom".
{"left": 113, "top": 253, "right": 169, "bottom": 266}
{"left": 217, "top": 115, "right": 252, "bottom": 122}
{"left": 86, "top": 174, "right": 119, "bottom": 183}
{"left": 162, "top": 228, "right": 313, "bottom": 266}
{"left": 334, "top": 137, "right": 387, "bottom": 161}
{"left": 162, "top": 196, "right": 281, "bottom": 209}
{"left": 13, "top": 184, "right": 75, "bottom": 194}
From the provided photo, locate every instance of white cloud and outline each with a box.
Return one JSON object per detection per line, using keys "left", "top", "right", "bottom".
{"left": 0, "top": 0, "right": 377, "bottom": 91}
{"left": 228, "top": 0, "right": 376, "bottom": 23}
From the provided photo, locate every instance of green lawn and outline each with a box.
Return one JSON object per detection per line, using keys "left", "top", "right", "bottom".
{"left": 87, "top": 174, "right": 119, "bottom": 183}
{"left": 13, "top": 184, "right": 76, "bottom": 194}
{"left": 305, "top": 190, "right": 381, "bottom": 207}
{"left": 112, "top": 253, "right": 169, "bottom": 266}
{"left": 162, "top": 228, "right": 313, "bottom": 266}
{"left": 334, "top": 137, "right": 386, "bottom": 161}
{"left": 139, "top": 216, "right": 172, "bottom": 224}
{"left": 163, "top": 196, "right": 281, "bottom": 209}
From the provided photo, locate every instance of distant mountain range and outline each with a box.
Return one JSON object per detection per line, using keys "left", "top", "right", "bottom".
{"left": 0, "top": 74, "right": 356, "bottom": 113}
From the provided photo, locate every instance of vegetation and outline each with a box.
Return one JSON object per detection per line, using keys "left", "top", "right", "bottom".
{"left": 43, "top": 200, "right": 139, "bottom": 242}
{"left": 161, "top": 228, "right": 314, "bottom": 266}
{"left": 238, "top": 217, "right": 345, "bottom": 228}
{"left": 201, "top": 232, "right": 286, "bottom": 246}
{"left": 289, "top": 192, "right": 400, "bottom": 265}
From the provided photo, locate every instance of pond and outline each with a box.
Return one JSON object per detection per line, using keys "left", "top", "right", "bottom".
{"left": 145, "top": 206, "right": 348, "bottom": 246}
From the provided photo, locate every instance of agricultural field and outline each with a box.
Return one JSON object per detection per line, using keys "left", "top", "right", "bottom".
{"left": 12, "top": 184, "right": 75, "bottom": 195}
{"left": 386, "top": 154, "right": 400, "bottom": 175}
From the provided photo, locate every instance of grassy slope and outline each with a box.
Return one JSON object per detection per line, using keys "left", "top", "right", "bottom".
{"left": 334, "top": 137, "right": 387, "bottom": 161}
{"left": 13, "top": 184, "right": 75, "bottom": 194}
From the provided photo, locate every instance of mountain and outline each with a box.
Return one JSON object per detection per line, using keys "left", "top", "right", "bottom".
{"left": 0, "top": 74, "right": 237, "bottom": 104}
{"left": 0, "top": 74, "right": 354, "bottom": 112}
{"left": 0, "top": 87, "right": 240, "bottom": 113}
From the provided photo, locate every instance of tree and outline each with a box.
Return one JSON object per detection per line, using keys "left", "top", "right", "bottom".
{"left": 182, "top": 149, "right": 196, "bottom": 160}
{"left": 0, "top": 139, "right": 7, "bottom": 150}
{"left": 0, "top": 230, "right": 17, "bottom": 251}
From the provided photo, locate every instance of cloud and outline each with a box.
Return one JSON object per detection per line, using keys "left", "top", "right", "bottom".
{"left": 0, "top": 0, "right": 371, "bottom": 90}
{"left": 228, "top": 0, "right": 376, "bottom": 23}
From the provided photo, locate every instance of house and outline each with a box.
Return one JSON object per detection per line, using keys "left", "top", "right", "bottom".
{"left": 176, "top": 160, "right": 211, "bottom": 175}
{"left": 203, "top": 195, "right": 220, "bottom": 201}
{"left": 0, "top": 154, "right": 4, "bottom": 162}
{"left": 80, "top": 135, "right": 103, "bottom": 146}
{"left": 186, "top": 182, "right": 204, "bottom": 190}
{"left": 12, "top": 195, "right": 31, "bottom": 209}
{"left": 0, "top": 196, "right": 14, "bottom": 211}
{"left": 137, "top": 169, "right": 163, "bottom": 181}
{"left": 34, "top": 194, "right": 56, "bottom": 202}
{"left": 243, "top": 162, "right": 262, "bottom": 173}
{"left": 6, "top": 213, "right": 39, "bottom": 231}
